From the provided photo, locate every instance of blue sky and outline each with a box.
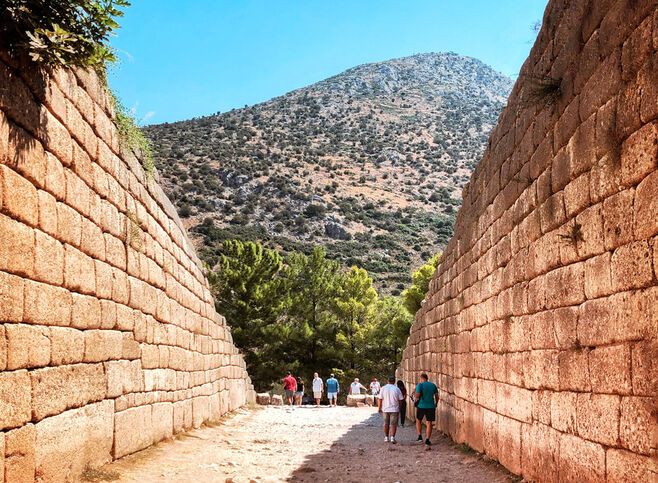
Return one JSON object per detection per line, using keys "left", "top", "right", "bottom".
{"left": 108, "top": 1, "right": 547, "bottom": 125}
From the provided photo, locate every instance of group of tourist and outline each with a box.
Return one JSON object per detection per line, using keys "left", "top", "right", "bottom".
{"left": 282, "top": 371, "right": 438, "bottom": 448}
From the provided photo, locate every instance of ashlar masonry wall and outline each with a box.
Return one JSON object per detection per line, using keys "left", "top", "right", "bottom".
{"left": 0, "top": 53, "right": 255, "bottom": 482}
{"left": 400, "top": 1, "right": 657, "bottom": 481}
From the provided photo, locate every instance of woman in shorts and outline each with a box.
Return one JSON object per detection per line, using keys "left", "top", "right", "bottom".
{"left": 295, "top": 377, "right": 305, "bottom": 406}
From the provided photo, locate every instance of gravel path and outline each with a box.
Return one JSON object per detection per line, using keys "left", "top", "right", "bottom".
{"left": 97, "top": 406, "right": 517, "bottom": 483}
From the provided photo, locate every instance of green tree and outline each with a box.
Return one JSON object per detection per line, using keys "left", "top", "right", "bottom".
{"left": 334, "top": 266, "right": 378, "bottom": 372}
{"left": 207, "top": 240, "right": 286, "bottom": 389}
{"left": 370, "top": 296, "right": 413, "bottom": 375}
{"left": 401, "top": 253, "right": 441, "bottom": 314}
{"left": 284, "top": 247, "right": 341, "bottom": 373}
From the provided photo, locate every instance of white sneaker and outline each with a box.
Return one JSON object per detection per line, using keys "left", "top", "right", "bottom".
{"left": 390, "top": 437, "right": 397, "bottom": 444}
{"left": 384, "top": 436, "right": 389, "bottom": 443}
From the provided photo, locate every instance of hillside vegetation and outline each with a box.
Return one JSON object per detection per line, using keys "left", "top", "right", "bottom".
{"left": 146, "top": 52, "right": 513, "bottom": 292}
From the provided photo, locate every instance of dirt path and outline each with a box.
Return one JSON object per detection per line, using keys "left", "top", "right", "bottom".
{"left": 98, "top": 406, "right": 517, "bottom": 483}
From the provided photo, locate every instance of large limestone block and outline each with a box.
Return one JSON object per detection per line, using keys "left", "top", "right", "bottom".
{"left": 5, "top": 423, "right": 35, "bottom": 483}
{"left": 35, "top": 400, "right": 113, "bottom": 483}
{"left": 30, "top": 363, "right": 106, "bottom": 421}
{"left": 271, "top": 395, "right": 283, "bottom": 406}
{"left": 256, "top": 393, "right": 271, "bottom": 405}
{"left": 346, "top": 395, "right": 367, "bottom": 407}
{"left": 151, "top": 402, "right": 173, "bottom": 443}
{"left": 192, "top": 395, "right": 210, "bottom": 429}
{"left": 113, "top": 405, "right": 153, "bottom": 459}
{"left": 0, "top": 369, "right": 31, "bottom": 430}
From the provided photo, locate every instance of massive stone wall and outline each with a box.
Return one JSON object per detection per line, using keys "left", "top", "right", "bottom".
{"left": 400, "top": 1, "right": 657, "bottom": 481}
{"left": 0, "top": 54, "right": 255, "bottom": 482}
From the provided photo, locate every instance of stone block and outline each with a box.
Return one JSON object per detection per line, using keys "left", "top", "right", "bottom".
{"left": 48, "top": 326, "right": 85, "bottom": 365}
{"left": 44, "top": 152, "right": 66, "bottom": 201}
{"left": 0, "top": 269, "right": 24, "bottom": 322}
{"left": 122, "top": 332, "right": 141, "bottom": 360}
{"left": 23, "top": 279, "right": 71, "bottom": 327}
{"left": 544, "top": 263, "right": 585, "bottom": 310}
{"left": 521, "top": 423, "right": 559, "bottom": 483}
{"left": 574, "top": 203, "right": 605, "bottom": 258}
{"left": 83, "top": 329, "right": 123, "bottom": 362}
{"left": 620, "top": 121, "right": 657, "bottom": 188}
{"left": 0, "top": 370, "right": 31, "bottom": 430}
{"left": 602, "top": 188, "right": 635, "bottom": 250}
{"left": 496, "top": 383, "right": 532, "bottom": 423}
{"left": 558, "top": 349, "right": 590, "bottom": 392}
{"left": 256, "top": 393, "right": 271, "bottom": 405}
{"left": 631, "top": 339, "right": 658, "bottom": 396}
{"left": 6, "top": 324, "right": 50, "bottom": 369}
{"left": 497, "top": 416, "right": 521, "bottom": 475}
{"left": 37, "top": 190, "right": 58, "bottom": 237}
{"left": 34, "top": 400, "right": 114, "bottom": 483}
{"left": 99, "top": 299, "right": 117, "bottom": 329}
{"left": 5, "top": 423, "right": 35, "bottom": 483}
{"left": 105, "top": 359, "right": 143, "bottom": 398}
{"left": 578, "top": 289, "right": 657, "bottom": 346}
{"left": 0, "top": 213, "right": 35, "bottom": 277}
{"left": 563, "top": 172, "right": 590, "bottom": 218}
{"left": 34, "top": 229, "right": 64, "bottom": 285}
{"left": 610, "top": 240, "right": 653, "bottom": 291}
{"left": 634, "top": 169, "right": 658, "bottom": 240}
{"left": 56, "top": 202, "right": 82, "bottom": 247}
{"left": 64, "top": 244, "right": 96, "bottom": 295}
{"left": 558, "top": 433, "right": 605, "bottom": 482}
{"left": 192, "top": 395, "right": 210, "bottom": 428}
{"left": 1, "top": 164, "right": 38, "bottom": 226}
{"left": 606, "top": 448, "right": 656, "bottom": 482}
{"left": 151, "top": 402, "right": 174, "bottom": 442}
{"left": 575, "top": 393, "right": 620, "bottom": 446}
{"left": 270, "top": 394, "right": 283, "bottom": 405}
{"left": 70, "top": 293, "right": 101, "bottom": 329}
{"left": 583, "top": 252, "right": 613, "bottom": 299}
{"left": 31, "top": 363, "right": 106, "bottom": 421}
{"left": 482, "top": 408, "right": 499, "bottom": 460}
{"left": 113, "top": 405, "right": 153, "bottom": 459}
{"left": 550, "top": 391, "right": 577, "bottom": 434}
{"left": 619, "top": 396, "right": 654, "bottom": 455}
{"left": 539, "top": 192, "right": 566, "bottom": 234}
{"left": 173, "top": 399, "right": 192, "bottom": 434}
{"left": 588, "top": 344, "right": 632, "bottom": 394}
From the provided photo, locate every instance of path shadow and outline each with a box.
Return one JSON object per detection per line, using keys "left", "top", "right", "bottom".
{"left": 287, "top": 411, "right": 519, "bottom": 483}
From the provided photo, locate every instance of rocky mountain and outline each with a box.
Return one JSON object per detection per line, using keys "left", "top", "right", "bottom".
{"left": 146, "top": 52, "right": 513, "bottom": 293}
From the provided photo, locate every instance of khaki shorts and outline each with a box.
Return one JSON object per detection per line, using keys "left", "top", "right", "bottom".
{"left": 383, "top": 412, "right": 399, "bottom": 426}
{"left": 313, "top": 391, "right": 322, "bottom": 399}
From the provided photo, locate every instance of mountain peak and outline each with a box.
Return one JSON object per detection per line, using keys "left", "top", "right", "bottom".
{"left": 146, "top": 53, "right": 512, "bottom": 292}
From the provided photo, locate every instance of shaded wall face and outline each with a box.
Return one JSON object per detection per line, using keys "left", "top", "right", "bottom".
{"left": 400, "top": 1, "right": 657, "bottom": 481}
{"left": 0, "top": 54, "right": 254, "bottom": 481}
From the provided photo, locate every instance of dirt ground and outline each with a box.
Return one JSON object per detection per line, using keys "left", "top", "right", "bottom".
{"left": 97, "top": 406, "right": 518, "bottom": 483}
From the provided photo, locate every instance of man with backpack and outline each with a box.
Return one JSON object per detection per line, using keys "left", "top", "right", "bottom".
{"left": 414, "top": 373, "right": 438, "bottom": 448}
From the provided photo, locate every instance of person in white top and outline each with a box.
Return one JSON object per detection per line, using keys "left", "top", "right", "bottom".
{"left": 312, "top": 372, "right": 323, "bottom": 407}
{"left": 377, "top": 376, "right": 405, "bottom": 444}
{"left": 349, "top": 378, "right": 367, "bottom": 395}
{"left": 369, "top": 378, "right": 381, "bottom": 406}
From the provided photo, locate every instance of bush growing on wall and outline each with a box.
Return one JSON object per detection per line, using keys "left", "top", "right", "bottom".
{"left": 0, "top": 0, "right": 129, "bottom": 71}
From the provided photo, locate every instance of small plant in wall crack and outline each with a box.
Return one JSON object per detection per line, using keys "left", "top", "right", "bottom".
{"left": 558, "top": 222, "right": 585, "bottom": 247}
{"left": 111, "top": 90, "right": 156, "bottom": 179}
{"left": 520, "top": 74, "right": 562, "bottom": 108}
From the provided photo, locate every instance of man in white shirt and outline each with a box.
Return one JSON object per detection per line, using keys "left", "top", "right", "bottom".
{"left": 312, "top": 372, "right": 323, "bottom": 407}
{"left": 377, "top": 376, "right": 404, "bottom": 444}
{"left": 349, "top": 378, "right": 367, "bottom": 395}
{"left": 369, "top": 378, "right": 381, "bottom": 406}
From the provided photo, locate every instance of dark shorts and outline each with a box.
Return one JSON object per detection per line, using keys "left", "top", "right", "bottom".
{"left": 285, "top": 390, "right": 295, "bottom": 398}
{"left": 416, "top": 407, "right": 436, "bottom": 422}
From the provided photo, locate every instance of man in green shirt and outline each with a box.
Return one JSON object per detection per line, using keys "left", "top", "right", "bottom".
{"left": 414, "top": 373, "right": 438, "bottom": 448}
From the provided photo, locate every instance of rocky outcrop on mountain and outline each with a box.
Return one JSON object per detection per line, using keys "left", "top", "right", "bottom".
{"left": 146, "top": 52, "right": 513, "bottom": 291}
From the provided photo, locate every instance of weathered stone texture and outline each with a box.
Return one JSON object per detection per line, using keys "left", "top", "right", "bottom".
{"left": 400, "top": 1, "right": 658, "bottom": 481}
{"left": 0, "top": 41, "right": 254, "bottom": 482}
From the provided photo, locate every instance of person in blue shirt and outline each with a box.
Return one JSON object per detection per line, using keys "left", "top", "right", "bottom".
{"left": 326, "top": 373, "right": 340, "bottom": 406}
{"left": 414, "top": 373, "right": 438, "bottom": 448}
